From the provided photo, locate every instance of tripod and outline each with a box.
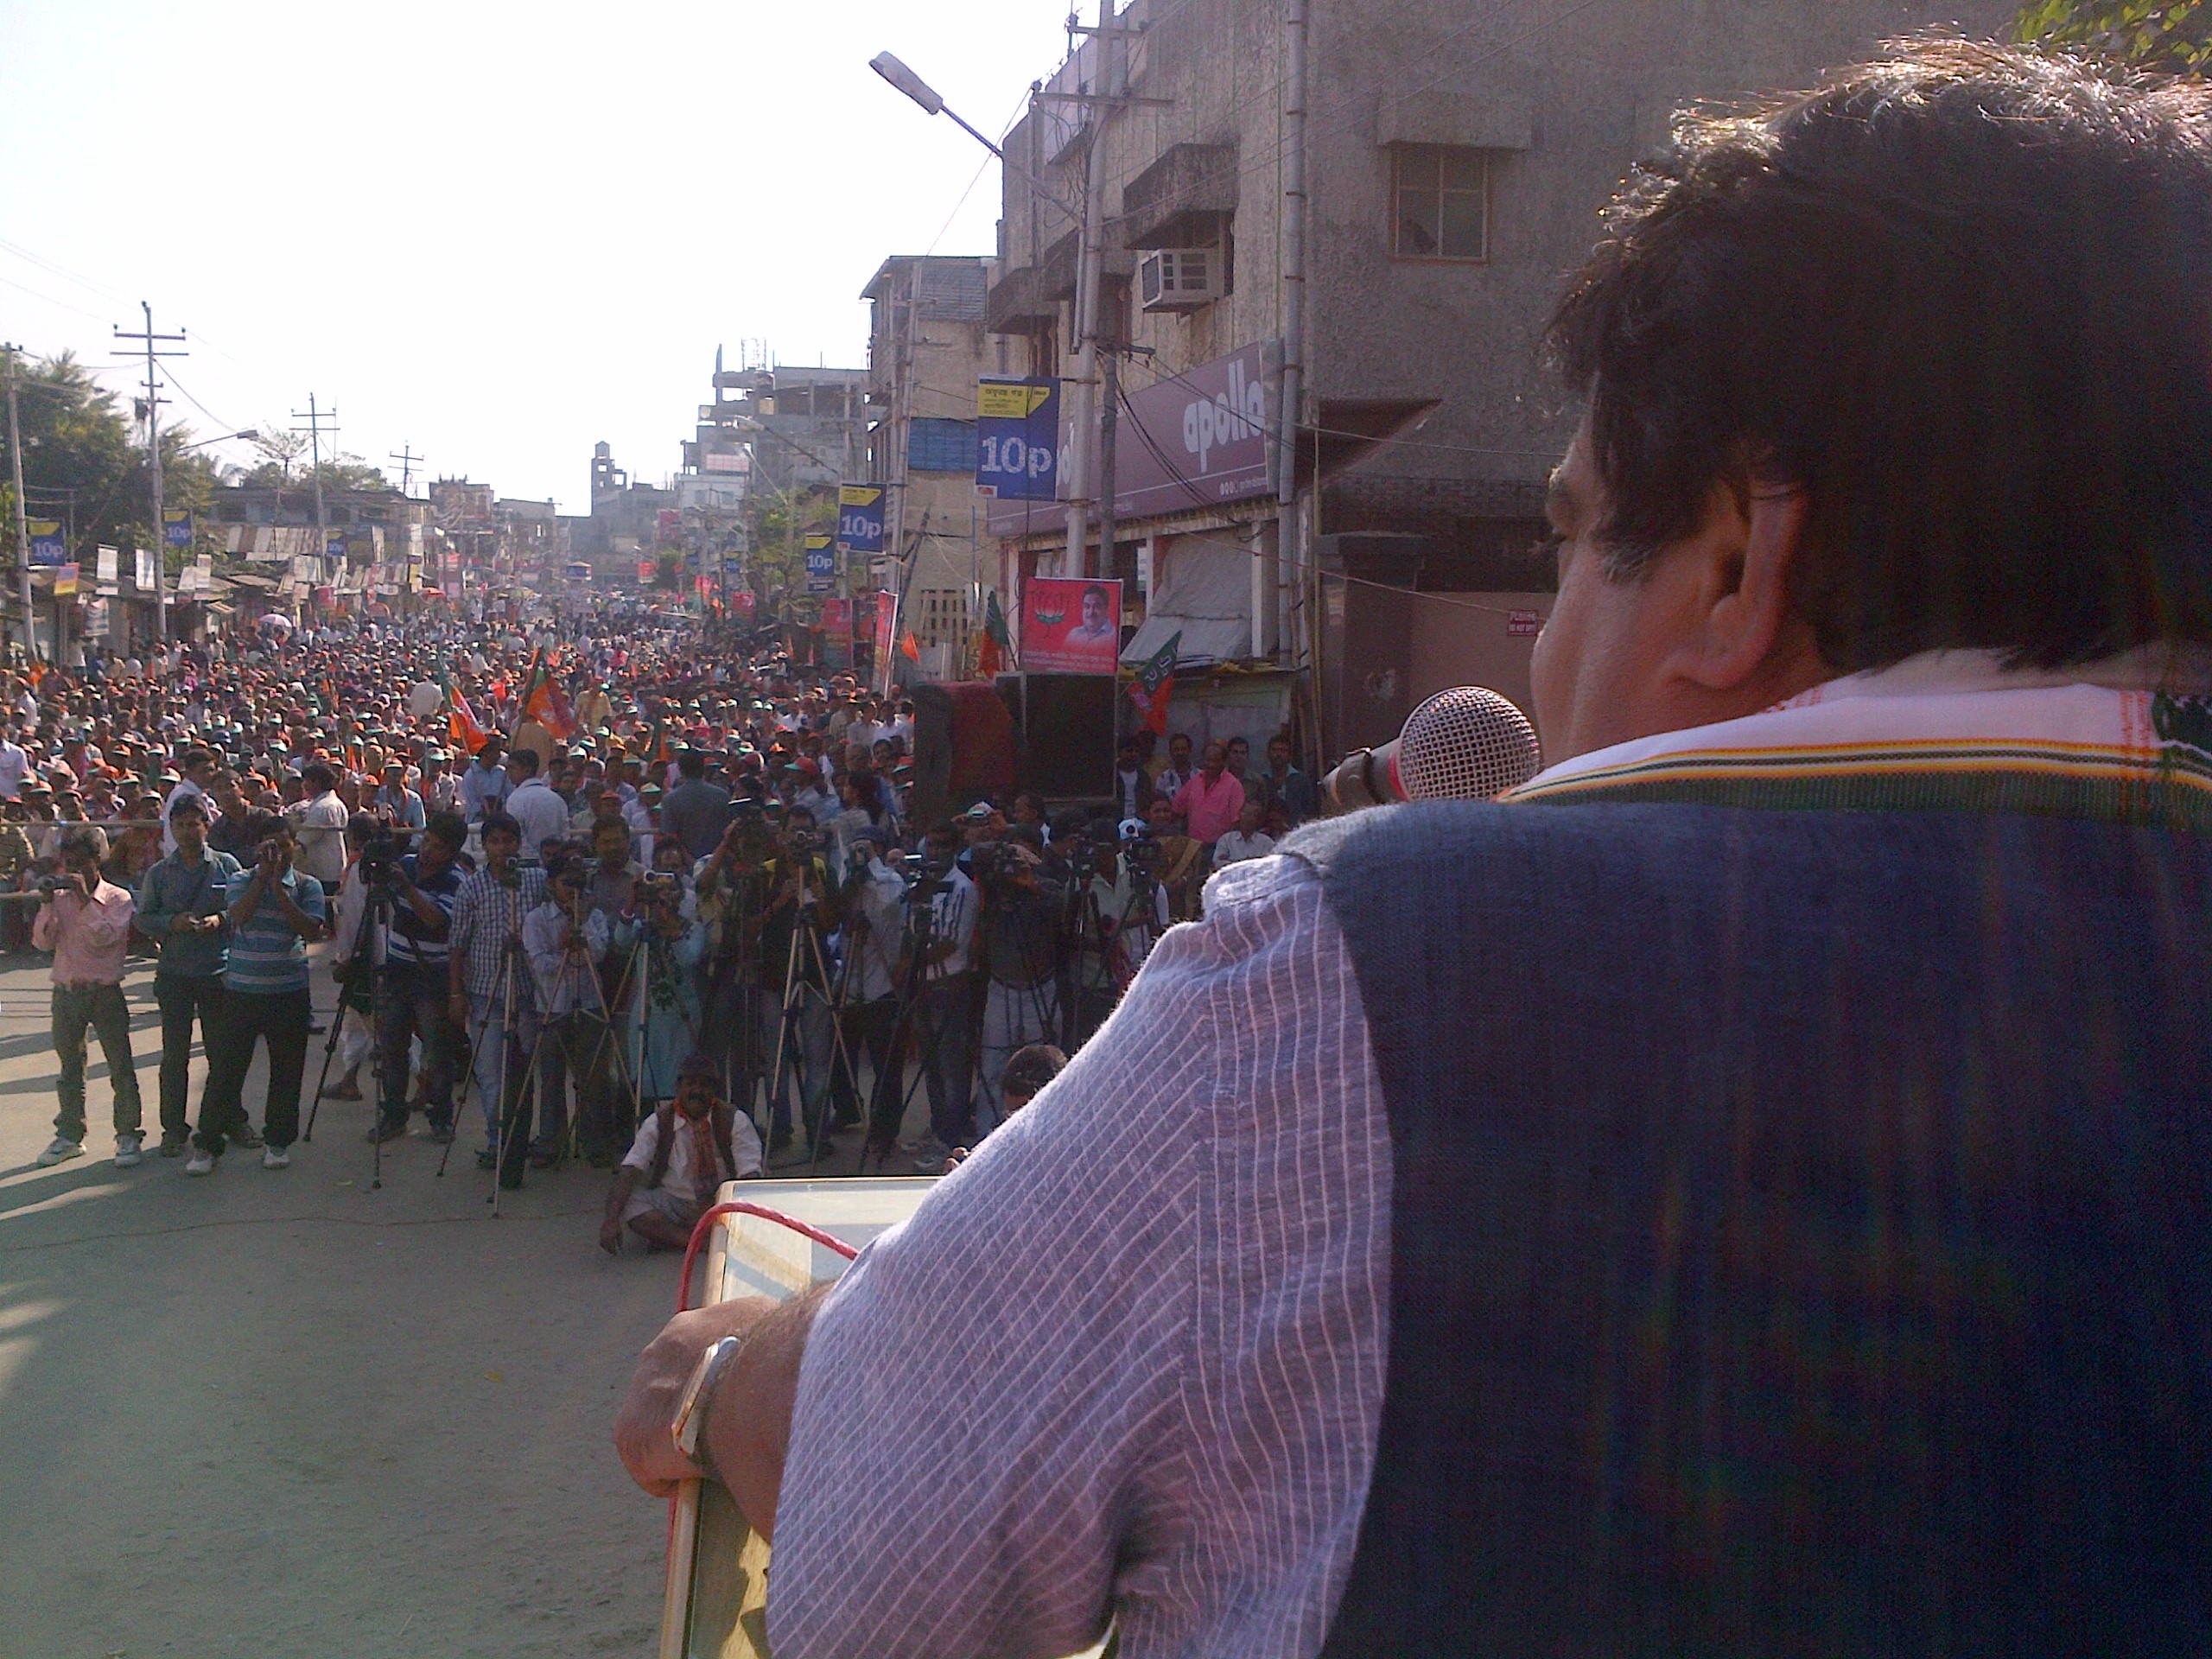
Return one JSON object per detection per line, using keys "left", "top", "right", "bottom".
{"left": 446, "top": 863, "right": 532, "bottom": 1187}
{"left": 855, "top": 875, "right": 964, "bottom": 1175}
{"left": 497, "top": 909, "right": 640, "bottom": 1193}
{"left": 1068, "top": 867, "right": 1160, "bottom": 1048}
{"left": 304, "top": 874, "right": 395, "bottom": 1190}
{"left": 974, "top": 874, "right": 1065, "bottom": 1140}
{"left": 760, "top": 868, "right": 862, "bottom": 1167}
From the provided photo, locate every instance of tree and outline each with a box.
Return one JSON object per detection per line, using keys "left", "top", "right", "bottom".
{"left": 249, "top": 425, "right": 309, "bottom": 480}
{"left": 0, "top": 350, "right": 215, "bottom": 567}
{"left": 2017, "top": 0, "right": 2212, "bottom": 69}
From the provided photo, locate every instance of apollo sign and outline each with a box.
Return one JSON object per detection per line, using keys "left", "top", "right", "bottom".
{"left": 985, "top": 339, "right": 1281, "bottom": 536}
{"left": 1180, "top": 352, "right": 1271, "bottom": 474}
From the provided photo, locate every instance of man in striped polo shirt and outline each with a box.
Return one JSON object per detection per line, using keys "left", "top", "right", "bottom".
{"left": 188, "top": 813, "right": 327, "bottom": 1174}
{"left": 365, "top": 810, "right": 466, "bottom": 1145}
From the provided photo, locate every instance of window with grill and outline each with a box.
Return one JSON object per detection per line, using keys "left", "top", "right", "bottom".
{"left": 907, "top": 417, "right": 980, "bottom": 474}
{"left": 1390, "top": 144, "right": 1490, "bottom": 262}
{"left": 913, "top": 588, "right": 970, "bottom": 645}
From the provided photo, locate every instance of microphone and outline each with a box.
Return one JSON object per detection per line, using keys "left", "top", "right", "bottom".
{"left": 1322, "top": 685, "right": 1542, "bottom": 811}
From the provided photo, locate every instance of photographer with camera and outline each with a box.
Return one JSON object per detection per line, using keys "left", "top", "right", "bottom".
{"left": 616, "top": 860, "right": 704, "bottom": 1114}
{"left": 900, "top": 821, "right": 978, "bottom": 1172}
{"left": 30, "top": 825, "right": 144, "bottom": 1169}
{"left": 755, "top": 808, "right": 842, "bottom": 1159}
{"left": 362, "top": 810, "right": 466, "bottom": 1146}
{"left": 447, "top": 810, "right": 544, "bottom": 1169}
{"left": 692, "top": 810, "right": 774, "bottom": 1099}
{"left": 970, "top": 826, "right": 1068, "bottom": 1143}
{"left": 518, "top": 854, "right": 614, "bottom": 1176}
{"left": 830, "top": 825, "right": 908, "bottom": 1141}
{"left": 188, "top": 814, "right": 327, "bottom": 1175}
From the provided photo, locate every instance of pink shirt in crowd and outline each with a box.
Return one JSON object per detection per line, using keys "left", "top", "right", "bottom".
{"left": 33, "top": 881, "right": 137, "bottom": 985}
{"left": 1173, "top": 769, "right": 1247, "bottom": 845}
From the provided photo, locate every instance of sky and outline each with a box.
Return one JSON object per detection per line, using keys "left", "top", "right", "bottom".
{"left": 0, "top": 0, "right": 1072, "bottom": 510}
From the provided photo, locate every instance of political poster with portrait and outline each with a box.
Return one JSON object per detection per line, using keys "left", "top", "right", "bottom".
{"left": 1021, "top": 576, "right": 1122, "bottom": 675}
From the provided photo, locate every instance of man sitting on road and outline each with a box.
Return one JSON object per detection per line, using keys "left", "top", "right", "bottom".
{"left": 600, "top": 1050, "right": 762, "bottom": 1255}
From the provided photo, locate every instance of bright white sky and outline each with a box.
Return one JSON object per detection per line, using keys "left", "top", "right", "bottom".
{"left": 0, "top": 0, "right": 1070, "bottom": 509}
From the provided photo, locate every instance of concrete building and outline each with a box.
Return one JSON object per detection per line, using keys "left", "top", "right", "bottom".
{"left": 861, "top": 254, "right": 1013, "bottom": 680}
{"left": 207, "top": 482, "right": 435, "bottom": 621}
{"left": 984, "top": 0, "right": 2015, "bottom": 764}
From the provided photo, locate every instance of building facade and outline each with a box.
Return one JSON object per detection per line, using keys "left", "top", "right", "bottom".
{"left": 985, "top": 0, "right": 2015, "bottom": 762}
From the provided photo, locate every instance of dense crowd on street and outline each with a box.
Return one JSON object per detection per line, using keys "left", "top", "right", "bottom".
{"left": 12, "top": 607, "right": 1319, "bottom": 1248}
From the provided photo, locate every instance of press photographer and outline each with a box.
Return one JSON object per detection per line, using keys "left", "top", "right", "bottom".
{"left": 970, "top": 826, "right": 1065, "bottom": 1141}
{"left": 829, "top": 826, "right": 907, "bottom": 1145}
{"left": 357, "top": 810, "right": 465, "bottom": 1146}
{"left": 30, "top": 825, "right": 143, "bottom": 1169}
{"left": 755, "top": 810, "right": 842, "bottom": 1158}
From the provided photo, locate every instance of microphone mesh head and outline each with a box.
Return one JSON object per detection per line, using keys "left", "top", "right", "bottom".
{"left": 1395, "top": 686, "right": 1543, "bottom": 802}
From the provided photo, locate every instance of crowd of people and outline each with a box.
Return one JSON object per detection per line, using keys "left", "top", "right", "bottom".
{"left": 13, "top": 607, "right": 1320, "bottom": 1247}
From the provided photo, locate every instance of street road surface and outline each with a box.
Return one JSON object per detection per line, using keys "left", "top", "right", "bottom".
{"left": 0, "top": 948, "right": 684, "bottom": 1658}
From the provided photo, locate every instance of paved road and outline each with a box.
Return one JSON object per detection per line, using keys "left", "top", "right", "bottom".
{"left": 0, "top": 948, "right": 702, "bottom": 1659}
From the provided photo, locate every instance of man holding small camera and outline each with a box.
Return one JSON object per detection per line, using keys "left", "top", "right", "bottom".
{"left": 188, "top": 814, "right": 327, "bottom": 1174}
{"left": 31, "top": 825, "right": 144, "bottom": 1168}
{"left": 135, "top": 796, "right": 241, "bottom": 1156}
{"left": 364, "top": 810, "right": 466, "bottom": 1146}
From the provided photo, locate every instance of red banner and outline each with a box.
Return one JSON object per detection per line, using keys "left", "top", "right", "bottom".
{"left": 822, "top": 597, "right": 849, "bottom": 635}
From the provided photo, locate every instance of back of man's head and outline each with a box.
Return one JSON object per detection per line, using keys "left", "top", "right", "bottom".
{"left": 1548, "top": 36, "right": 2212, "bottom": 672}
{"left": 678, "top": 749, "right": 707, "bottom": 780}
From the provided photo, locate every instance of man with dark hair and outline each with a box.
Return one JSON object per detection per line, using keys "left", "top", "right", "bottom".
{"left": 620, "top": 43, "right": 2212, "bottom": 1654}
{"left": 135, "top": 793, "right": 241, "bottom": 1155}
{"left": 503, "top": 746, "right": 569, "bottom": 865}
{"left": 31, "top": 825, "right": 142, "bottom": 1168}
{"left": 363, "top": 810, "right": 466, "bottom": 1145}
{"left": 289, "top": 760, "right": 348, "bottom": 887}
{"left": 448, "top": 809, "right": 544, "bottom": 1169}
{"left": 189, "top": 813, "right": 326, "bottom": 1174}
{"left": 663, "top": 747, "right": 732, "bottom": 861}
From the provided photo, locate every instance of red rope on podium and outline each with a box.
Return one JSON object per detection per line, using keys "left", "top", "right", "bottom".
{"left": 676, "top": 1200, "right": 861, "bottom": 1313}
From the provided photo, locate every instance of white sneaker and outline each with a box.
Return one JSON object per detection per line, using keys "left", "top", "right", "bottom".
{"left": 113, "top": 1133, "right": 143, "bottom": 1168}
{"left": 262, "top": 1144, "right": 291, "bottom": 1170}
{"left": 35, "top": 1136, "right": 83, "bottom": 1167}
{"left": 184, "top": 1148, "right": 216, "bottom": 1176}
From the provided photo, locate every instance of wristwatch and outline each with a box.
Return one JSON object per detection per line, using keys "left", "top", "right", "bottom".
{"left": 671, "top": 1334, "right": 745, "bottom": 1466}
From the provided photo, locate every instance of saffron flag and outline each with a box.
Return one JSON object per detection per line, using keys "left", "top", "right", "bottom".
{"left": 1127, "top": 630, "right": 1181, "bottom": 734}
{"left": 517, "top": 652, "right": 579, "bottom": 741}
{"left": 899, "top": 632, "right": 922, "bottom": 664}
{"left": 976, "top": 588, "right": 1012, "bottom": 677}
{"left": 448, "top": 691, "right": 493, "bottom": 755}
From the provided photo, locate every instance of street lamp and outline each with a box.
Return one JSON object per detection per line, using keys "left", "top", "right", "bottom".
{"left": 868, "top": 53, "right": 1004, "bottom": 157}
{"left": 175, "top": 429, "right": 258, "bottom": 452}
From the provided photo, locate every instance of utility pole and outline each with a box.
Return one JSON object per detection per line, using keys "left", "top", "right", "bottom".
{"left": 388, "top": 443, "right": 423, "bottom": 496}
{"left": 1060, "top": 0, "right": 1119, "bottom": 581}
{"left": 113, "top": 302, "right": 188, "bottom": 647}
{"left": 1275, "top": 0, "right": 1310, "bottom": 669}
{"left": 292, "top": 397, "right": 338, "bottom": 615}
{"left": 3, "top": 345, "right": 33, "bottom": 658}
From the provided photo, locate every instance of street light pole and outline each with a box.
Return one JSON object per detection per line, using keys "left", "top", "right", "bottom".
{"left": 3, "top": 345, "right": 32, "bottom": 658}
{"left": 114, "top": 302, "right": 188, "bottom": 649}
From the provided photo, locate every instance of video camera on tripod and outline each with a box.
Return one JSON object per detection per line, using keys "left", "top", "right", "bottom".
{"left": 357, "top": 823, "right": 406, "bottom": 894}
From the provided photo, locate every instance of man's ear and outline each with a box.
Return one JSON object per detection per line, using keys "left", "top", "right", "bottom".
{"left": 1661, "top": 478, "right": 1821, "bottom": 696}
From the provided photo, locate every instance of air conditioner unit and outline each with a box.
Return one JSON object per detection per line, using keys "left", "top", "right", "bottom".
{"left": 1138, "top": 247, "right": 1223, "bottom": 312}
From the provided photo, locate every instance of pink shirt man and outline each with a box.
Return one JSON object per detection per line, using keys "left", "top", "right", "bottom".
{"left": 1173, "top": 766, "right": 1247, "bottom": 846}
{"left": 34, "top": 880, "right": 137, "bottom": 984}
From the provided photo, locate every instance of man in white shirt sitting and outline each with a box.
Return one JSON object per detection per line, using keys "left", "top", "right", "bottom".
{"left": 598, "top": 1050, "right": 762, "bottom": 1254}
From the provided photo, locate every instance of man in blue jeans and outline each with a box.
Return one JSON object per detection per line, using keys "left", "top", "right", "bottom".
{"left": 188, "top": 813, "right": 326, "bottom": 1175}
{"left": 134, "top": 794, "right": 240, "bottom": 1156}
{"left": 31, "top": 825, "right": 143, "bottom": 1168}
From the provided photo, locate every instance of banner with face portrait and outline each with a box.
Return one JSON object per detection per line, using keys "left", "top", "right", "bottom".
{"left": 1021, "top": 576, "right": 1122, "bottom": 675}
